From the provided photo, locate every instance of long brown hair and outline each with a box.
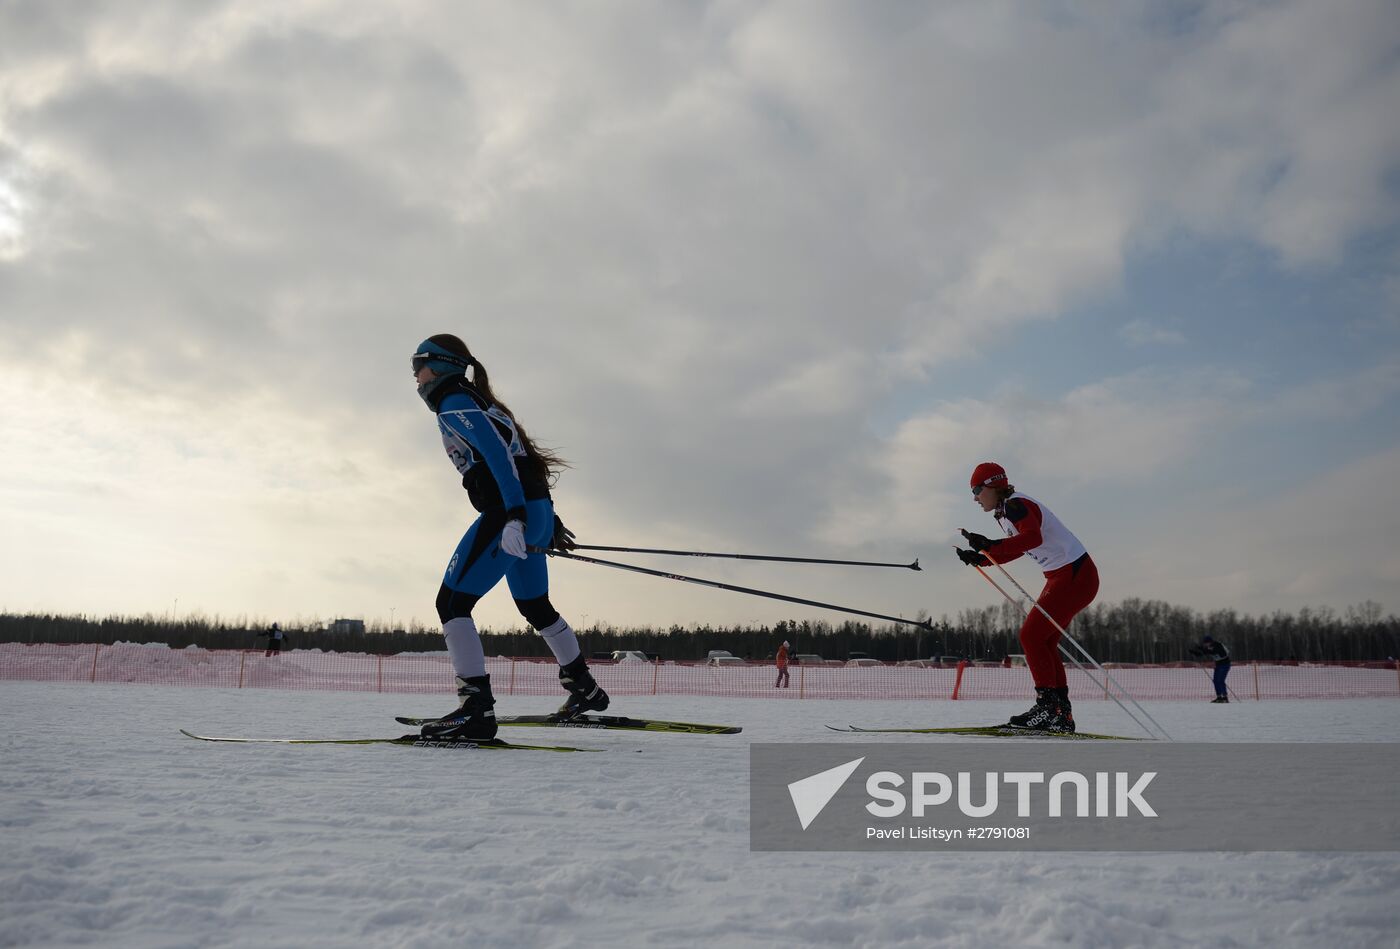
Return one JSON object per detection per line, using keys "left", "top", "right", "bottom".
{"left": 426, "top": 334, "right": 568, "bottom": 484}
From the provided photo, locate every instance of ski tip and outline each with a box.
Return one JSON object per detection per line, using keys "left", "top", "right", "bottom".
{"left": 909, "top": 559, "right": 922, "bottom": 571}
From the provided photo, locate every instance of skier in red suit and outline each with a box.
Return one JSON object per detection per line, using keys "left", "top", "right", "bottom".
{"left": 956, "top": 462, "right": 1099, "bottom": 733}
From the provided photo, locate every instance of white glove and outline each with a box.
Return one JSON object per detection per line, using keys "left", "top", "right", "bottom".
{"left": 500, "top": 519, "right": 528, "bottom": 559}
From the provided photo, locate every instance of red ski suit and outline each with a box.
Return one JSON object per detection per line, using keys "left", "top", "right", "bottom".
{"left": 985, "top": 494, "right": 1098, "bottom": 689}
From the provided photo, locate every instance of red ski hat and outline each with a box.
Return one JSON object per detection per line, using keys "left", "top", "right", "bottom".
{"left": 970, "top": 462, "right": 1008, "bottom": 492}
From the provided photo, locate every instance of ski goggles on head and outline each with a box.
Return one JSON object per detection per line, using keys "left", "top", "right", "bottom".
{"left": 411, "top": 350, "right": 472, "bottom": 374}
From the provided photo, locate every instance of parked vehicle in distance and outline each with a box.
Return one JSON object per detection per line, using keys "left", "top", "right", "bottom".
{"left": 793, "top": 654, "right": 823, "bottom": 664}
{"left": 707, "top": 655, "right": 746, "bottom": 666}
{"left": 706, "top": 649, "right": 734, "bottom": 660}
{"left": 846, "top": 657, "right": 882, "bottom": 666}
{"left": 611, "top": 650, "right": 650, "bottom": 663}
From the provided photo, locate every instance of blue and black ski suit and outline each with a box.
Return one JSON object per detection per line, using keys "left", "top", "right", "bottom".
{"left": 1200, "top": 640, "right": 1231, "bottom": 699}
{"left": 426, "top": 377, "right": 561, "bottom": 630}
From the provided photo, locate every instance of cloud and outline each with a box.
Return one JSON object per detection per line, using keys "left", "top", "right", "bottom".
{"left": 0, "top": 365, "right": 449, "bottom": 622}
{"left": 818, "top": 367, "right": 1246, "bottom": 547}
{"left": 1152, "top": 0, "right": 1400, "bottom": 266}
{"left": 814, "top": 362, "right": 1400, "bottom": 618}
{"left": 1120, "top": 319, "right": 1186, "bottom": 347}
{"left": 1, "top": 1, "right": 1397, "bottom": 625}
{"left": 1257, "top": 360, "right": 1400, "bottom": 421}
{"left": 1113, "top": 445, "right": 1400, "bottom": 614}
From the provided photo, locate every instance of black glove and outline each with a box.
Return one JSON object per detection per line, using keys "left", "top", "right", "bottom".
{"left": 956, "top": 548, "right": 991, "bottom": 567}
{"left": 960, "top": 529, "right": 999, "bottom": 552}
{"left": 550, "top": 514, "right": 577, "bottom": 551}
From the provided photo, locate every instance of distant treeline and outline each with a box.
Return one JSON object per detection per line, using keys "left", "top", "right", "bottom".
{"left": 2, "top": 598, "right": 1397, "bottom": 663}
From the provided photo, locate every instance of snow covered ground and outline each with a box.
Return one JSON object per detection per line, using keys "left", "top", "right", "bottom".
{"left": 3, "top": 681, "right": 1398, "bottom": 949}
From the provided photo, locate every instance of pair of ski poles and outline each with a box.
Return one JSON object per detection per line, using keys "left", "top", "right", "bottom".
{"left": 958, "top": 541, "right": 1172, "bottom": 741}
{"left": 533, "top": 538, "right": 1172, "bottom": 740}
{"left": 528, "top": 542, "right": 935, "bottom": 631}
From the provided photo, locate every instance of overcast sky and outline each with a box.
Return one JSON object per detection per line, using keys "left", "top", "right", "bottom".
{"left": 2, "top": 1, "right": 1398, "bottom": 635}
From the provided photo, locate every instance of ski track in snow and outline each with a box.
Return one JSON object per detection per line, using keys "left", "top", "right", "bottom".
{"left": 2, "top": 681, "right": 1398, "bottom": 949}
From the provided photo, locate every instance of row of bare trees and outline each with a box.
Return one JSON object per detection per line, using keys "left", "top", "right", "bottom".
{"left": 1, "top": 599, "right": 1395, "bottom": 663}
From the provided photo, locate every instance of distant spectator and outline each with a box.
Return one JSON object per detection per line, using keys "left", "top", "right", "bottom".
{"left": 775, "top": 640, "right": 790, "bottom": 689}
{"left": 1188, "top": 634, "right": 1231, "bottom": 702}
{"left": 263, "top": 623, "right": 284, "bottom": 658}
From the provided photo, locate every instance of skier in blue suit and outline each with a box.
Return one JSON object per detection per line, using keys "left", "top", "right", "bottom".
{"left": 1189, "top": 634, "right": 1232, "bottom": 703}
{"left": 412, "top": 333, "right": 609, "bottom": 739}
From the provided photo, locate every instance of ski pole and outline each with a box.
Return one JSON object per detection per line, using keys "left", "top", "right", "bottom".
{"left": 970, "top": 547, "right": 1173, "bottom": 741}
{"left": 564, "top": 544, "right": 921, "bottom": 571}
{"left": 538, "top": 547, "right": 935, "bottom": 631}
{"left": 983, "top": 555, "right": 1173, "bottom": 740}
{"left": 960, "top": 548, "right": 1166, "bottom": 740}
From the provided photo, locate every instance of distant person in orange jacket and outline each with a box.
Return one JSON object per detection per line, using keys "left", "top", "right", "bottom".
{"left": 775, "top": 640, "right": 790, "bottom": 688}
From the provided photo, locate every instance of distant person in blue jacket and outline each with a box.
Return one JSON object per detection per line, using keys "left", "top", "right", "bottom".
{"left": 1189, "top": 635, "right": 1231, "bottom": 703}
{"left": 411, "top": 334, "right": 608, "bottom": 740}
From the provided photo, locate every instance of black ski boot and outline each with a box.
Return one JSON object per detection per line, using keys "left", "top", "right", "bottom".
{"left": 1211, "top": 696, "right": 1229, "bottom": 704}
{"left": 557, "top": 656, "right": 610, "bottom": 719}
{"left": 1008, "top": 687, "right": 1058, "bottom": 730}
{"left": 1047, "top": 686, "right": 1075, "bottom": 733}
{"left": 421, "top": 674, "right": 497, "bottom": 740}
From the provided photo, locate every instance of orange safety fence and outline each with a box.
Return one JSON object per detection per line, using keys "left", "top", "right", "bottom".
{"left": 2, "top": 643, "right": 1398, "bottom": 700}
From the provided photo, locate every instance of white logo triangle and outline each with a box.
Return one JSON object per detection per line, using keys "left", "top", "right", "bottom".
{"left": 787, "top": 757, "right": 865, "bottom": 830}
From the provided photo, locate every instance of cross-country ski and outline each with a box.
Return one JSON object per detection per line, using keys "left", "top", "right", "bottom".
{"left": 395, "top": 712, "right": 741, "bottom": 734}
{"left": 178, "top": 728, "right": 597, "bottom": 752}
{"left": 823, "top": 724, "right": 1146, "bottom": 741}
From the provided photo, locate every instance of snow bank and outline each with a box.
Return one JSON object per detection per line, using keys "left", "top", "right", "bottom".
{"left": 2, "top": 643, "right": 1397, "bottom": 700}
